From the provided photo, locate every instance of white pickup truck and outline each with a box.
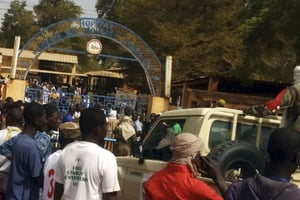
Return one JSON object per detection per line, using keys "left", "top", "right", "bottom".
{"left": 116, "top": 107, "right": 300, "bottom": 200}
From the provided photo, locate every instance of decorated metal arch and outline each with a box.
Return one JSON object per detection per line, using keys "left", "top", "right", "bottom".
{"left": 18, "top": 18, "right": 162, "bottom": 96}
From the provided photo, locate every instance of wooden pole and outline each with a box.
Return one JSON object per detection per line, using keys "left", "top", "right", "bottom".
{"left": 11, "top": 36, "right": 21, "bottom": 79}
{"left": 164, "top": 56, "right": 172, "bottom": 98}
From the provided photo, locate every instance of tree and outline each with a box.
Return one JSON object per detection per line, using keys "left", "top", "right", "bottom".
{"left": 96, "top": 0, "right": 116, "bottom": 18}
{"left": 0, "top": 0, "right": 39, "bottom": 47}
{"left": 98, "top": 0, "right": 300, "bottom": 85}
{"left": 230, "top": 0, "right": 300, "bottom": 83}
{"left": 34, "top": 0, "right": 82, "bottom": 28}
{"left": 97, "top": 0, "right": 246, "bottom": 81}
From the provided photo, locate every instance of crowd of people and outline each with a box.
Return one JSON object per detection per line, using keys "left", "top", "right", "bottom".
{"left": 26, "top": 79, "right": 94, "bottom": 105}
{"left": 1, "top": 63, "right": 300, "bottom": 199}
{"left": 0, "top": 96, "right": 160, "bottom": 200}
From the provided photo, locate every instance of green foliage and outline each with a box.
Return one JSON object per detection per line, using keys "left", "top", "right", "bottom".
{"left": 0, "top": 0, "right": 39, "bottom": 47}
{"left": 235, "top": 0, "right": 300, "bottom": 82}
{"left": 95, "top": 0, "right": 116, "bottom": 18}
{"left": 34, "top": 0, "right": 82, "bottom": 27}
{"left": 98, "top": 0, "right": 300, "bottom": 84}
{"left": 2, "top": 0, "right": 300, "bottom": 87}
{"left": 0, "top": 0, "right": 83, "bottom": 51}
{"left": 103, "top": 0, "right": 247, "bottom": 81}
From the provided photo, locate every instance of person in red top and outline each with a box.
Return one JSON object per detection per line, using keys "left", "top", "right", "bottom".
{"left": 144, "top": 132, "right": 223, "bottom": 200}
{"left": 244, "top": 65, "right": 300, "bottom": 130}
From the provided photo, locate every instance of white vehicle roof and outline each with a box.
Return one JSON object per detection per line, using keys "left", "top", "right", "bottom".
{"left": 161, "top": 107, "right": 243, "bottom": 117}
{"left": 160, "top": 107, "right": 281, "bottom": 124}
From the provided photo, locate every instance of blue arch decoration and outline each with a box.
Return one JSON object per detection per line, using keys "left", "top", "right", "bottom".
{"left": 18, "top": 18, "right": 162, "bottom": 96}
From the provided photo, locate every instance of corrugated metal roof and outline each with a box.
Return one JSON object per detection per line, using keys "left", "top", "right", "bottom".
{"left": 85, "top": 70, "right": 124, "bottom": 79}
{"left": 0, "top": 48, "right": 78, "bottom": 64}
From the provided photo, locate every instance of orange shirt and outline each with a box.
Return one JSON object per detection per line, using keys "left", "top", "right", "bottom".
{"left": 144, "top": 162, "right": 223, "bottom": 200}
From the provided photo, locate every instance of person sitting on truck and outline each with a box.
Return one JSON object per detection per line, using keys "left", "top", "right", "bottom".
{"left": 244, "top": 65, "right": 300, "bottom": 130}
{"left": 202, "top": 126, "right": 300, "bottom": 200}
{"left": 144, "top": 132, "right": 223, "bottom": 200}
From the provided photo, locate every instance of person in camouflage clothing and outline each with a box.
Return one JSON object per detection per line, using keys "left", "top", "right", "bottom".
{"left": 244, "top": 66, "right": 300, "bottom": 130}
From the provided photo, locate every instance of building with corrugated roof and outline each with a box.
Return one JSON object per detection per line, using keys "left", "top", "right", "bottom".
{"left": 0, "top": 47, "right": 124, "bottom": 89}
{"left": 0, "top": 47, "right": 80, "bottom": 83}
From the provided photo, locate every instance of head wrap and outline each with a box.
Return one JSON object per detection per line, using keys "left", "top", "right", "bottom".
{"left": 109, "top": 110, "right": 117, "bottom": 119}
{"left": 293, "top": 66, "right": 300, "bottom": 84}
{"left": 170, "top": 133, "right": 203, "bottom": 176}
{"left": 216, "top": 99, "right": 226, "bottom": 107}
{"left": 59, "top": 122, "right": 81, "bottom": 139}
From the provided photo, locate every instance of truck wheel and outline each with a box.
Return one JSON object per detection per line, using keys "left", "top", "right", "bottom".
{"left": 208, "top": 141, "right": 266, "bottom": 182}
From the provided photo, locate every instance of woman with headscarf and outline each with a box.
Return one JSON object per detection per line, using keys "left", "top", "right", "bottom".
{"left": 144, "top": 133, "right": 223, "bottom": 200}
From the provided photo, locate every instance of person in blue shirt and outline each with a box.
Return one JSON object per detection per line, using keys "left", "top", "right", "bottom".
{"left": 5, "top": 102, "right": 48, "bottom": 200}
{"left": 0, "top": 103, "right": 59, "bottom": 163}
{"left": 62, "top": 105, "right": 75, "bottom": 123}
{"left": 0, "top": 103, "right": 59, "bottom": 200}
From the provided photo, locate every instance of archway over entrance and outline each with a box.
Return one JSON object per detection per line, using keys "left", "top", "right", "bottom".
{"left": 18, "top": 18, "right": 162, "bottom": 96}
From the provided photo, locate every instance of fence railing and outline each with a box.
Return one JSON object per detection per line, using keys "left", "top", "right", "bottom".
{"left": 25, "top": 87, "right": 147, "bottom": 119}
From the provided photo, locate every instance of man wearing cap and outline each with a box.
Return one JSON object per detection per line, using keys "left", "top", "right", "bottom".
{"left": 244, "top": 65, "right": 300, "bottom": 130}
{"left": 54, "top": 108, "right": 120, "bottom": 200}
{"left": 144, "top": 133, "right": 222, "bottom": 200}
{"left": 43, "top": 122, "right": 81, "bottom": 200}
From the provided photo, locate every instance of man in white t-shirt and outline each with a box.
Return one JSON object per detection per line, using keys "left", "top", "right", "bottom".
{"left": 54, "top": 108, "right": 120, "bottom": 200}
{"left": 43, "top": 122, "right": 81, "bottom": 200}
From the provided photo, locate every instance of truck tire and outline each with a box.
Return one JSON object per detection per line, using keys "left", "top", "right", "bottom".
{"left": 208, "top": 141, "right": 266, "bottom": 182}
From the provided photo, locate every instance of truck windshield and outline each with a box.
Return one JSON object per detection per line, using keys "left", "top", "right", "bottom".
{"left": 142, "top": 119, "right": 186, "bottom": 161}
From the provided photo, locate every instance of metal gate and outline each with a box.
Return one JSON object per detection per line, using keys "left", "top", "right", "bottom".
{"left": 25, "top": 87, "right": 148, "bottom": 119}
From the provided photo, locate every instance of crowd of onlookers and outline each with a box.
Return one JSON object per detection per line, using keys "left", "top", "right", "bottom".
{"left": 27, "top": 79, "right": 88, "bottom": 95}
{"left": 1, "top": 95, "right": 300, "bottom": 200}
{"left": 0, "top": 96, "right": 160, "bottom": 200}
{"left": 59, "top": 102, "right": 161, "bottom": 155}
{"left": 26, "top": 80, "right": 93, "bottom": 104}
{"left": 27, "top": 79, "right": 116, "bottom": 100}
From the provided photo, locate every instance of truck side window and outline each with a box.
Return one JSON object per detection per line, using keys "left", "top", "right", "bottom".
{"left": 236, "top": 123, "right": 274, "bottom": 154}
{"left": 143, "top": 119, "right": 185, "bottom": 161}
{"left": 236, "top": 124, "right": 257, "bottom": 145}
{"left": 209, "top": 120, "right": 231, "bottom": 148}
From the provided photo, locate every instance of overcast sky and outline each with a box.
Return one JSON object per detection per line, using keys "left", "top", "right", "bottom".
{"left": 0, "top": 0, "right": 98, "bottom": 23}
